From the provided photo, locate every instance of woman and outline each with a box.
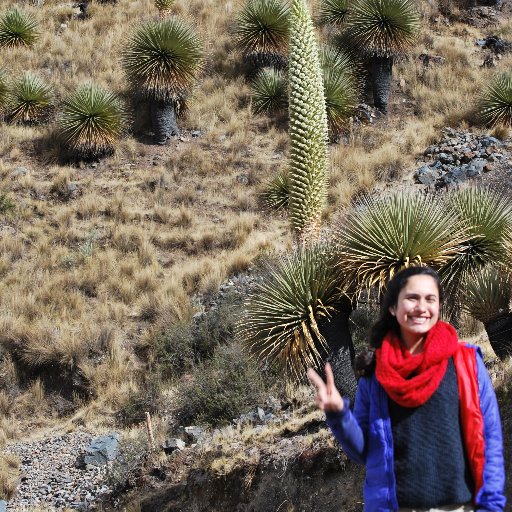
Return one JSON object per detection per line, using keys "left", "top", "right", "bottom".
{"left": 308, "top": 266, "right": 506, "bottom": 512}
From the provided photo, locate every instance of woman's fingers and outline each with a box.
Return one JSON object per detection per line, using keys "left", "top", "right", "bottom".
{"left": 307, "top": 367, "right": 326, "bottom": 392}
{"left": 325, "top": 362, "right": 335, "bottom": 394}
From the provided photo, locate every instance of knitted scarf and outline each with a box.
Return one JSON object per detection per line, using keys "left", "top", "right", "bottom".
{"left": 375, "top": 321, "right": 459, "bottom": 408}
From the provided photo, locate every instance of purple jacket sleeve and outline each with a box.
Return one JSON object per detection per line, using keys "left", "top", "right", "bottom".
{"left": 475, "top": 350, "right": 506, "bottom": 512}
{"left": 325, "top": 377, "right": 370, "bottom": 465}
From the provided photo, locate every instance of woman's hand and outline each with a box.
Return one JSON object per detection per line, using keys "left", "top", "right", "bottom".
{"left": 307, "top": 363, "right": 344, "bottom": 413}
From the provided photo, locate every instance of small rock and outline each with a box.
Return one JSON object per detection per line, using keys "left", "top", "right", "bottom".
{"left": 191, "top": 130, "right": 201, "bottom": 137}
{"left": 162, "top": 438, "right": 186, "bottom": 454}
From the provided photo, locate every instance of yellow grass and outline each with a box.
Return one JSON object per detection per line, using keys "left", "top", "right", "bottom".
{"left": 0, "top": 0, "right": 509, "bottom": 445}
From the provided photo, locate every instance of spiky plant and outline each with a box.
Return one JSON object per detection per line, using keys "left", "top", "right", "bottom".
{"left": 261, "top": 171, "right": 289, "bottom": 211}
{"left": 58, "top": 83, "right": 126, "bottom": 161}
{"left": 0, "top": 7, "right": 39, "bottom": 49}
{"left": 250, "top": 67, "right": 288, "bottom": 114}
{"left": 233, "top": 0, "right": 290, "bottom": 74}
{"left": 288, "top": 0, "right": 329, "bottom": 237}
{"left": 317, "top": 0, "right": 349, "bottom": 26}
{"left": 319, "top": 48, "right": 360, "bottom": 137}
{"left": 122, "top": 17, "right": 204, "bottom": 143}
{"left": 334, "top": 191, "right": 468, "bottom": 296}
{"left": 462, "top": 267, "right": 512, "bottom": 360}
{"left": 340, "top": 0, "right": 420, "bottom": 112}
{"left": 154, "top": 0, "right": 175, "bottom": 18}
{"left": 239, "top": 245, "right": 349, "bottom": 381}
{"left": 0, "top": 69, "right": 8, "bottom": 116}
{"left": 442, "top": 187, "right": 512, "bottom": 293}
{"left": 323, "top": 69, "right": 359, "bottom": 137}
{"left": 8, "top": 72, "right": 54, "bottom": 124}
{"left": 478, "top": 72, "right": 512, "bottom": 127}
{"left": 462, "top": 267, "right": 511, "bottom": 325}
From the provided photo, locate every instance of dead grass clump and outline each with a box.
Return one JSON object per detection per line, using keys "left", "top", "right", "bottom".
{"left": 0, "top": 452, "right": 20, "bottom": 500}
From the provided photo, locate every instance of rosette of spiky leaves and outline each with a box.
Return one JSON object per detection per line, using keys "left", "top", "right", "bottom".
{"left": 58, "top": 83, "right": 126, "bottom": 161}
{"left": 251, "top": 67, "right": 288, "bottom": 114}
{"left": 335, "top": 191, "right": 468, "bottom": 297}
{"left": 154, "top": 0, "right": 175, "bottom": 17}
{"left": 478, "top": 72, "right": 512, "bottom": 127}
{"left": 123, "top": 18, "right": 204, "bottom": 102}
{"left": 462, "top": 266, "right": 511, "bottom": 324}
{"left": 0, "top": 69, "right": 8, "bottom": 115}
{"left": 288, "top": 0, "right": 329, "bottom": 235}
{"left": 319, "top": 47, "right": 360, "bottom": 136}
{"left": 441, "top": 187, "right": 512, "bottom": 295}
{"left": 317, "top": 0, "right": 349, "bottom": 27}
{"left": 342, "top": 0, "right": 420, "bottom": 59}
{"left": 239, "top": 244, "right": 348, "bottom": 381}
{"left": 261, "top": 170, "right": 289, "bottom": 211}
{"left": 0, "top": 7, "right": 39, "bottom": 49}
{"left": 234, "top": 0, "right": 289, "bottom": 56}
{"left": 8, "top": 72, "right": 54, "bottom": 124}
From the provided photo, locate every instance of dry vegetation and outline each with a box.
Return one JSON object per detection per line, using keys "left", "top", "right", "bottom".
{"left": 0, "top": 0, "right": 511, "bottom": 506}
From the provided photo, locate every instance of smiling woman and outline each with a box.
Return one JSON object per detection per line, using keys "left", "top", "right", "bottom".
{"left": 308, "top": 266, "right": 506, "bottom": 512}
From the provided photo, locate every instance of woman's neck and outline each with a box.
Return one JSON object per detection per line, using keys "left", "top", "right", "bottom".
{"left": 401, "top": 335, "right": 425, "bottom": 355}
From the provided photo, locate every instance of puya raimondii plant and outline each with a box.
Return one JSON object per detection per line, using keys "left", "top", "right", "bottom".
{"left": 8, "top": 72, "right": 54, "bottom": 124}
{"left": 478, "top": 72, "right": 512, "bottom": 127}
{"left": 288, "top": 0, "right": 329, "bottom": 240}
{"left": 122, "top": 17, "right": 204, "bottom": 144}
{"left": 58, "top": 83, "right": 126, "bottom": 161}
{"left": 340, "top": 0, "right": 420, "bottom": 112}
{"left": 233, "top": 0, "right": 290, "bottom": 76}
{"left": 0, "top": 7, "right": 39, "bottom": 49}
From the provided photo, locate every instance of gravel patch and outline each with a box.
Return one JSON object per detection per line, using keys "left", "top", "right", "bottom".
{"left": 4, "top": 431, "right": 114, "bottom": 511}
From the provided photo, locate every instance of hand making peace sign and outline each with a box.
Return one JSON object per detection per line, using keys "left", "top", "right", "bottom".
{"left": 307, "top": 363, "right": 344, "bottom": 413}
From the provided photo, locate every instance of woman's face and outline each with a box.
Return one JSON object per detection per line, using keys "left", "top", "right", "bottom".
{"left": 389, "top": 274, "right": 440, "bottom": 351}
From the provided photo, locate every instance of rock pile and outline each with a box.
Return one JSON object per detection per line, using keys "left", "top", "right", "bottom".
{"left": 4, "top": 431, "right": 118, "bottom": 510}
{"left": 415, "top": 128, "right": 506, "bottom": 187}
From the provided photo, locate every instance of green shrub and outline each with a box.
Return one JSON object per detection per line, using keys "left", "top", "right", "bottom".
{"left": 8, "top": 72, "right": 54, "bottom": 124}
{"left": 58, "top": 83, "right": 126, "bottom": 161}
{"left": 119, "top": 372, "right": 162, "bottom": 426}
{"left": 122, "top": 17, "right": 204, "bottom": 102}
{"left": 478, "top": 72, "right": 512, "bottom": 127}
{"left": 0, "top": 7, "right": 39, "bottom": 49}
{"left": 153, "top": 290, "right": 243, "bottom": 379}
{"left": 0, "top": 192, "right": 14, "bottom": 215}
{"left": 239, "top": 244, "right": 347, "bottom": 381}
{"left": 233, "top": 0, "right": 289, "bottom": 56}
{"left": 250, "top": 67, "right": 288, "bottom": 114}
{"left": 261, "top": 170, "right": 289, "bottom": 211}
{"left": 317, "top": 0, "right": 349, "bottom": 26}
{"left": 175, "top": 342, "right": 264, "bottom": 426}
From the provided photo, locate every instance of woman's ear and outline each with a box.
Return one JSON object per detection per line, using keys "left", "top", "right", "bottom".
{"left": 389, "top": 307, "right": 396, "bottom": 317}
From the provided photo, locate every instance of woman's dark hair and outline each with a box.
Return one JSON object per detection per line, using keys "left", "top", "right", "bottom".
{"left": 370, "top": 266, "right": 443, "bottom": 348}
{"left": 353, "top": 266, "right": 443, "bottom": 376}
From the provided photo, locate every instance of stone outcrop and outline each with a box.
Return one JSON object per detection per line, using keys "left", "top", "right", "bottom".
{"left": 415, "top": 128, "right": 506, "bottom": 187}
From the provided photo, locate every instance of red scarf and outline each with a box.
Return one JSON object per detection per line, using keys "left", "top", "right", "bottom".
{"left": 375, "top": 321, "right": 459, "bottom": 408}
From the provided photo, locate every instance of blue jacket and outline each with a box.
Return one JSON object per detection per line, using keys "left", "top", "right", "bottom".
{"left": 326, "top": 344, "right": 506, "bottom": 512}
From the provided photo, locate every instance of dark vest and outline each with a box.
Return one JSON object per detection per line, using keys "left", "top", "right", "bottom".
{"left": 389, "top": 358, "right": 474, "bottom": 508}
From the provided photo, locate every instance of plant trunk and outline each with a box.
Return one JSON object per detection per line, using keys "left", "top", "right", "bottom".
{"left": 150, "top": 99, "right": 179, "bottom": 145}
{"left": 318, "top": 297, "right": 357, "bottom": 402}
{"left": 484, "top": 314, "right": 512, "bottom": 360}
{"left": 370, "top": 56, "right": 393, "bottom": 113}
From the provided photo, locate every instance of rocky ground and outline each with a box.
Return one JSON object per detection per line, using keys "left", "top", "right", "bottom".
{"left": 4, "top": 431, "right": 115, "bottom": 511}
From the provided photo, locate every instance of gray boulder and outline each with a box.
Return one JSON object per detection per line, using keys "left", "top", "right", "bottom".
{"left": 84, "top": 433, "right": 119, "bottom": 466}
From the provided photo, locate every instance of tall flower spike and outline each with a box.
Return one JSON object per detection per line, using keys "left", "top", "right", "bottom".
{"left": 288, "top": 0, "right": 329, "bottom": 237}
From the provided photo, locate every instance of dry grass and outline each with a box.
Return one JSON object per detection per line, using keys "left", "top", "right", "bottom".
{"left": 0, "top": 0, "right": 509, "bottom": 458}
